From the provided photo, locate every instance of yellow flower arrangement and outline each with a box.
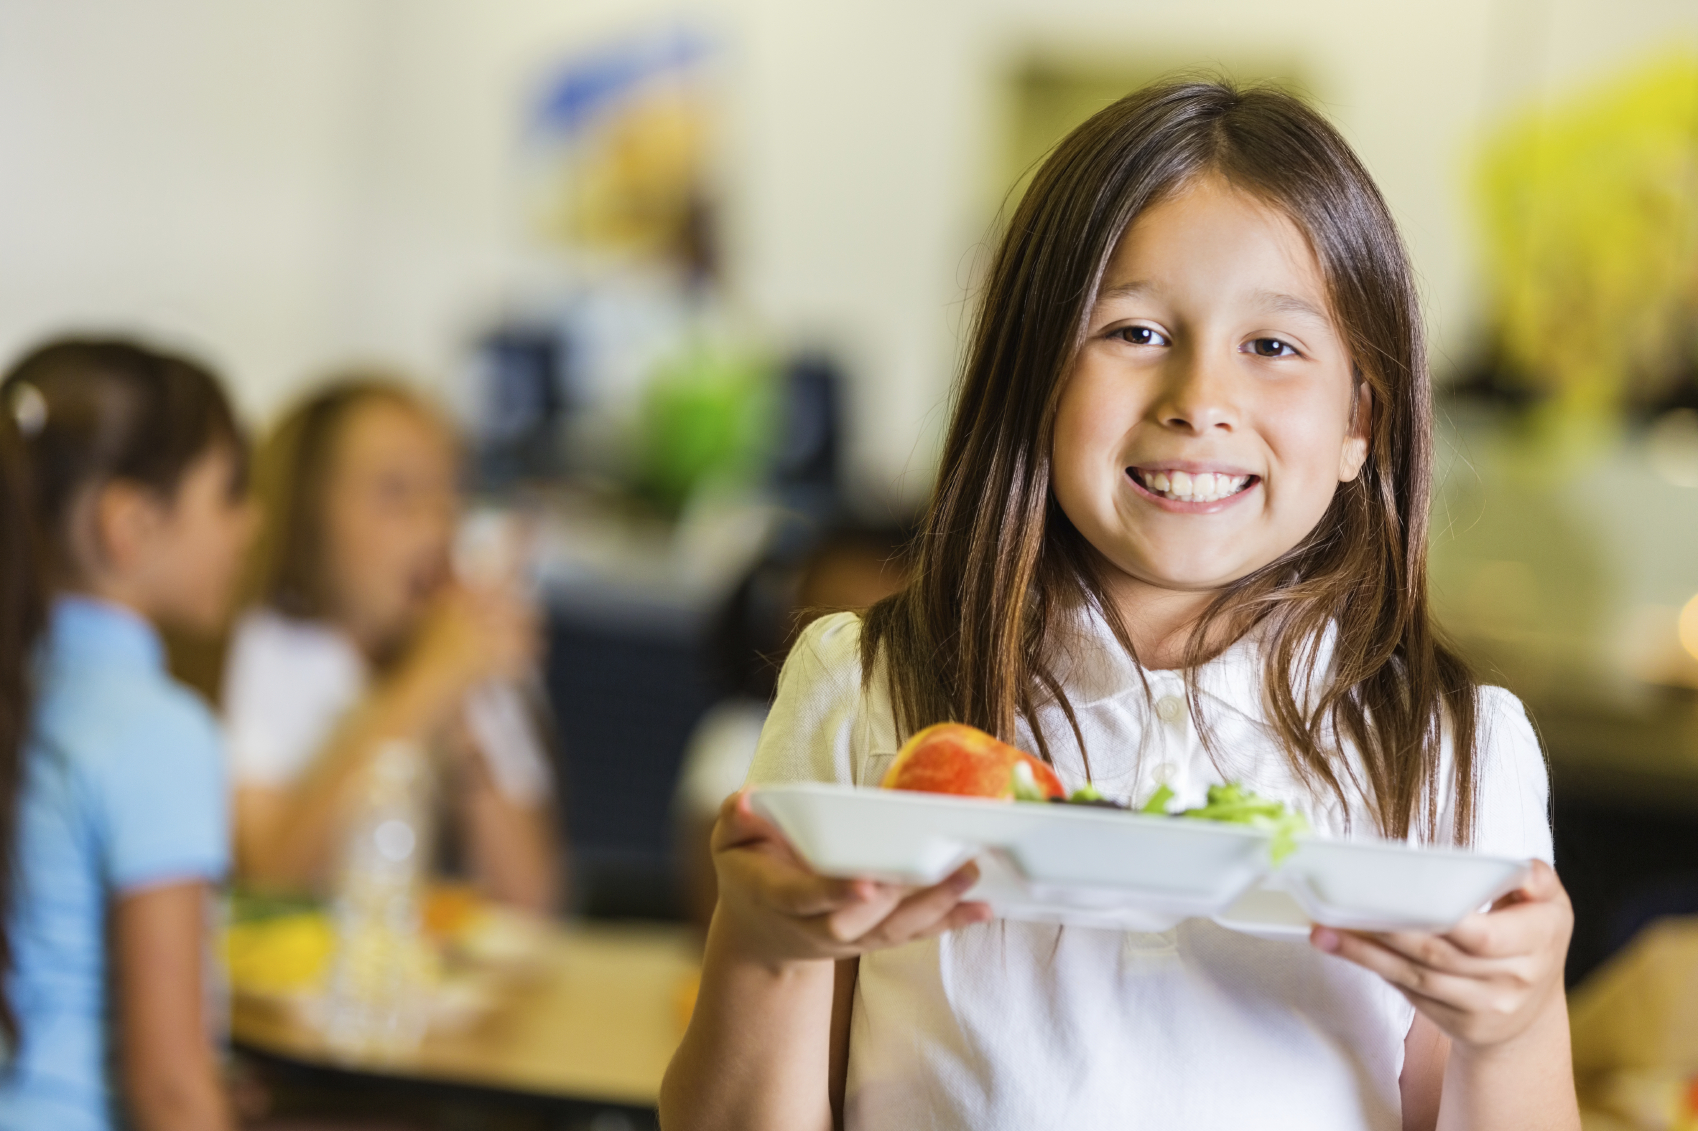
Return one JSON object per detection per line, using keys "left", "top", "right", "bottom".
{"left": 1476, "top": 51, "right": 1698, "bottom": 423}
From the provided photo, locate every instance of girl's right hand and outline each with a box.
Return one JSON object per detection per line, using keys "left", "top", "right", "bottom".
{"left": 404, "top": 582, "right": 539, "bottom": 696}
{"left": 710, "top": 789, "right": 992, "bottom": 970}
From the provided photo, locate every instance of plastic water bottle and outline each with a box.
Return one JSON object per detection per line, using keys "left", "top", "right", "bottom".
{"left": 321, "top": 740, "right": 437, "bottom": 1059}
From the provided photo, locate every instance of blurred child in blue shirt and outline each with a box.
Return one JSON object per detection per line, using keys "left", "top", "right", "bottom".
{"left": 0, "top": 340, "right": 255, "bottom": 1131}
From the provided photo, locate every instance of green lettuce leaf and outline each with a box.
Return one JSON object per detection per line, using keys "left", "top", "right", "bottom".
{"left": 1137, "top": 781, "right": 1310, "bottom": 863}
{"left": 1011, "top": 759, "right": 1051, "bottom": 803}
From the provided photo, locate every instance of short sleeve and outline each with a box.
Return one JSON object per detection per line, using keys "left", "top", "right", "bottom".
{"left": 92, "top": 690, "right": 229, "bottom": 892}
{"left": 745, "top": 612, "right": 898, "bottom": 790}
{"left": 1448, "top": 686, "right": 1554, "bottom": 864}
{"left": 223, "top": 610, "right": 366, "bottom": 787}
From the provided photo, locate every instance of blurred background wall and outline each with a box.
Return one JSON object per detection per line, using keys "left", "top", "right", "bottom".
{"left": 4, "top": 0, "right": 1695, "bottom": 503}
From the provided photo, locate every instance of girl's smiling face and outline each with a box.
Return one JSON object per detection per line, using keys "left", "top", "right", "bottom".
{"left": 1052, "top": 175, "right": 1369, "bottom": 600}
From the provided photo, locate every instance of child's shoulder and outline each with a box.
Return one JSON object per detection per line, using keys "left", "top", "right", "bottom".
{"left": 774, "top": 609, "right": 878, "bottom": 725}
{"left": 1465, "top": 684, "right": 1543, "bottom": 770}
{"left": 39, "top": 659, "right": 222, "bottom": 781}
{"left": 228, "top": 606, "right": 359, "bottom": 671}
{"left": 37, "top": 666, "right": 229, "bottom": 885}
{"left": 1443, "top": 683, "right": 1551, "bottom": 861}
{"left": 752, "top": 611, "right": 898, "bottom": 788}
{"left": 768, "top": 611, "right": 877, "bottom": 720}
{"left": 785, "top": 610, "right": 866, "bottom": 678}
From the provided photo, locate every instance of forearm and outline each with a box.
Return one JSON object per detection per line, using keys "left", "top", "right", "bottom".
{"left": 115, "top": 883, "right": 231, "bottom": 1131}
{"left": 241, "top": 664, "right": 461, "bottom": 890}
{"left": 660, "top": 912, "right": 837, "bottom": 1131}
{"left": 461, "top": 782, "right": 560, "bottom": 913}
{"left": 1436, "top": 996, "right": 1579, "bottom": 1131}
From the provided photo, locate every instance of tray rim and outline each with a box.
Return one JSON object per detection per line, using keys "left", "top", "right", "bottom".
{"left": 752, "top": 781, "right": 1534, "bottom": 870}
{"left": 750, "top": 780, "right": 1272, "bottom": 843}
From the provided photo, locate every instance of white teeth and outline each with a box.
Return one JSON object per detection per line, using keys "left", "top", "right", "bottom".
{"left": 1136, "top": 469, "right": 1251, "bottom": 503}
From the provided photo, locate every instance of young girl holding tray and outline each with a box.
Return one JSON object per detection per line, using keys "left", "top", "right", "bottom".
{"left": 662, "top": 81, "right": 1577, "bottom": 1130}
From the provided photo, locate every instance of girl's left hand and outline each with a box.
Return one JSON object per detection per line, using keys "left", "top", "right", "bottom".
{"left": 1310, "top": 859, "right": 1573, "bottom": 1052}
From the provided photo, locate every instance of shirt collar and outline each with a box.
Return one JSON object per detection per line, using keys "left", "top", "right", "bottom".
{"left": 43, "top": 595, "right": 166, "bottom": 674}
{"left": 1050, "top": 601, "right": 1337, "bottom": 720}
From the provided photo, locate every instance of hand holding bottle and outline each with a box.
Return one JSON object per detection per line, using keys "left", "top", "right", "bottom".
{"left": 400, "top": 582, "right": 540, "bottom": 705}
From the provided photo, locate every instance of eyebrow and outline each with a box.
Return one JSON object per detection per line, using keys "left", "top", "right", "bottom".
{"left": 1098, "top": 280, "right": 1155, "bottom": 302}
{"left": 1251, "top": 290, "right": 1330, "bottom": 322}
{"left": 1097, "top": 281, "right": 1331, "bottom": 323}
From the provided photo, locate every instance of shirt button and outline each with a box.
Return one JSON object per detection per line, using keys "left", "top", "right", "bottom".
{"left": 1155, "top": 695, "right": 1185, "bottom": 724}
{"left": 1152, "top": 761, "right": 1178, "bottom": 784}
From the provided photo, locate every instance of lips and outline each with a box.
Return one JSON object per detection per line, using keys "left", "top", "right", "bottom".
{"left": 1128, "top": 466, "right": 1258, "bottom": 504}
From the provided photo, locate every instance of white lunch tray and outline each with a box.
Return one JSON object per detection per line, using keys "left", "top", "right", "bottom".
{"left": 750, "top": 783, "right": 1530, "bottom": 935}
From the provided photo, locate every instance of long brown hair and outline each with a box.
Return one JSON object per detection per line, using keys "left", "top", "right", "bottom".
{"left": 244, "top": 377, "right": 443, "bottom": 622}
{"left": 0, "top": 412, "right": 42, "bottom": 1052}
{"left": 864, "top": 79, "right": 1477, "bottom": 843}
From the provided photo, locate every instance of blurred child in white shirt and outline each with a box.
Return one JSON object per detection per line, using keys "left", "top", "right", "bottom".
{"left": 223, "top": 378, "right": 560, "bottom": 912}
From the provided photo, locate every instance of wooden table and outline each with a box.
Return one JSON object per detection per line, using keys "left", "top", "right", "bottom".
{"left": 1570, "top": 918, "right": 1698, "bottom": 1129}
{"left": 232, "top": 920, "right": 700, "bottom": 1108}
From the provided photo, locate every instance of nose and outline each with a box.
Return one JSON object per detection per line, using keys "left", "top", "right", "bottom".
{"left": 1151, "top": 346, "right": 1238, "bottom": 435}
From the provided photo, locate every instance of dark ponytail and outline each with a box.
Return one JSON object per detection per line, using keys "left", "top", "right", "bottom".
{"left": 0, "top": 338, "right": 245, "bottom": 585}
{"left": 0, "top": 409, "right": 43, "bottom": 1052}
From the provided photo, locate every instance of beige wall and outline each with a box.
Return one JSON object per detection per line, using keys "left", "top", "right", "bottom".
{"left": 2, "top": 0, "right": 1695, "bottom": 503}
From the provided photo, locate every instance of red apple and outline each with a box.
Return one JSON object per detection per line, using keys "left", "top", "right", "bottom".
{"left": 880, "top": 722, "right": 1064, "bottom": 801}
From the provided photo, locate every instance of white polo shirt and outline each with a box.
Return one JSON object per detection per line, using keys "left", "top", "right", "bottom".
{"left": 745, "top": 610, "right": 1553, "bottom": 1131}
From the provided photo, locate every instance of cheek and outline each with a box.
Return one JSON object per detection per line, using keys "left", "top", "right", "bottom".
{"left": 170, "top": 509, "right": 245, "bottom": 613}
{"left": 1050, "top": 416, "right": 1086, "bottom": 511}
{"left": 401, "top": 507, "right": 450, "bottom": 559}
{"left": 1052, "top": 367, "right": 1132, "bottom": 505}
{"left": 323, "top": 504, "right": 393, "bottom": 600}
{"left": 1259, "top": 395, "right": 1354, "bottom": 518}
{"left": 364, "top": 510, "right": 444, "bottom": 602}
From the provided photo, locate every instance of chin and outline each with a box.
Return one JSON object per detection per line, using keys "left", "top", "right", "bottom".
{"left": 168, "top": 605, "right": 227, "bottom": 638}
{"left": 1125, "top": 547, "right": 1264, "bottom": 593}
{"left": 390, "top": 597, "right": 429, "bottom": 634}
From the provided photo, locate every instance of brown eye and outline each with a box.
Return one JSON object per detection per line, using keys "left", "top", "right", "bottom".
{"left": 1251, "top": 337, "right": 1297, "bottom": 358}
{"left": 1117, "top": 326, "right": 1170, "bottom": 347}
